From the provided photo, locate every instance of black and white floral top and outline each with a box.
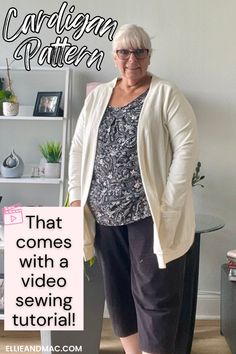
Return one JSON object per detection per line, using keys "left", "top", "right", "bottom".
{"left": 87, "top": 90, "right": 151, "bottom": 226}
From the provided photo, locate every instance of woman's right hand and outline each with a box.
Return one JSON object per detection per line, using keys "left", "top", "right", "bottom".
{"left": 70, "top": 200, "right": 81, "bottom": 207}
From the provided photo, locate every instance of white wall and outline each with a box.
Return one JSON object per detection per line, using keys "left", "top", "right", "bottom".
{"left": 1, "top": 0, "right": 236, "bottom": 318}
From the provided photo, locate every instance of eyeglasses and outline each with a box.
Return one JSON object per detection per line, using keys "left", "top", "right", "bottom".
{"left": 116, "top": 49, "right": 149, "bottom": 60}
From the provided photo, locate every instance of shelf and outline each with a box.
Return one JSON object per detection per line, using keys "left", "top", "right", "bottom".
{"left": 0, "top": 313, "right": 4, "bottom": 320}
{"left": 0, "top": 116, "right": 64, "bottom": 121}
{"left": 0, "top": 177, "right": 62, "bottom": 184}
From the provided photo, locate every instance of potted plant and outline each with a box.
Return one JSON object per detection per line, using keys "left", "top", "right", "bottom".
{"left": 0, "top": 59, "right": 19, "bottom": 116}
{"left": 39, "top": 141, "right": 62, "bottom": 178}
{"left": 192, "top": 161, "right": 205, "bottom": 188}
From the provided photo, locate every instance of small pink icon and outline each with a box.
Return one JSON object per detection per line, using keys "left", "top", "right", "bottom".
{"left": 2, "top": 204, "right": 23, "bottom": 225}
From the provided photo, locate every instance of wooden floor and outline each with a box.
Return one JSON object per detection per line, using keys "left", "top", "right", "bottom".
{"left": 100, "top": 319, "right": 232, "bottom": 354}
{"left": 0, "top": 322, "right": 41, "bottom": 354}
{"left": 0, "top": 319, "right": 232, "bottom": 354}
{"left": 191, "top": 320, "right": 231, "bottom": 354}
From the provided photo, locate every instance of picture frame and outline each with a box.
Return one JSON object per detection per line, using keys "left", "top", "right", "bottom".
{"left": 33, "top": 91, "right": 62, "bottom": 117}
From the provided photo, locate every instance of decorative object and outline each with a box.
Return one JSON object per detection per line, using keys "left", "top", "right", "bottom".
{"left": 33, "top": 91, "right": 62, "bottom": 117}
{"left": 39, "top": 141, "right": 62, "bottom": 178}
{"left": 192, "top": 161, "right": 205, "bottom": 187}
{"left": 0, "top": 59, "right": 18, "bottom": 116}
{"left": 3, "top": 101, "right": 19, "bottom": 116}
{"left": 44, "top": 163, "right": 61, "bottom": 178}
{"left": 31, "top": 166, "right": 40, "bottom": 178}
{"left": 1, "top": 149, "right": 24, "bottom": 178}
{"left": 38, "top": 157, "right": 47, "bottom": 176}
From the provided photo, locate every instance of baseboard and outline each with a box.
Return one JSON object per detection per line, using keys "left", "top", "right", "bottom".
{"left": 196, "top": 291, "right": 220, "bottom": 320}
{"left": 104, "top": 291, "right": 221, "bottom": 320}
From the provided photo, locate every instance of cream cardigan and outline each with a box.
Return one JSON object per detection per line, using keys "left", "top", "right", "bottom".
{"left": 68, "top": 75, "right": 198, "bottom": 268}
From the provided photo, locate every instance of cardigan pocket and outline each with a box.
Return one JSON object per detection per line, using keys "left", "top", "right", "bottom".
{"left": 159, "top": 209, "right": 181, "bottom": 249}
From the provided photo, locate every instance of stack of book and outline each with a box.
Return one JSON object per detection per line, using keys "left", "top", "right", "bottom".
{"left": 227, "top": 249, "right": 236, "bottom": 281}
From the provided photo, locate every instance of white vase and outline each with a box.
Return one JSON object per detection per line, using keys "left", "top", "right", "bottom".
{"left": 44, "top": 162, "right": 60, "bottom": 178}
{"left": 3, "top": 102, "right": 19, "bottom": 116}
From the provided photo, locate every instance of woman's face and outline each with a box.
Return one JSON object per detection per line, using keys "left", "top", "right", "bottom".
{"left": 113, "top": 47, "right": 150, "bottom": 83}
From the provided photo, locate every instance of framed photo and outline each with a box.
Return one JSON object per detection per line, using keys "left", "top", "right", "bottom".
{"left": 33, "top": 91, "right": 62, "bottom": 117}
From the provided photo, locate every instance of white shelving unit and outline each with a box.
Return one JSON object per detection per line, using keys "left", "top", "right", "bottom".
{"left": 0, "top": 67, "right": 72, "bottom": 321}
{"left": 0, "top": 67, "right": 72, "bottom": 206}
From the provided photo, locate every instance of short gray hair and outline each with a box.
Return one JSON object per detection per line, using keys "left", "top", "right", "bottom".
{"left": 112, "top": 24, "right": 152, "bottom": 54}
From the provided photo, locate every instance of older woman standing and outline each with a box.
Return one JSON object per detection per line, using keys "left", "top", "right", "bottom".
{"left": 69, "top": 24, "right": 198, "bottom": 354}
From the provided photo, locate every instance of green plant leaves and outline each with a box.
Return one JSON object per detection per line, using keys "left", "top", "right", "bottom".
{"left": 0, "top": 90, "right": 13, "bottom": 101}
{"left": 39, "top": 141, "right": 62, "bottom": 163}
{"left": 192, "top": 161, "right": 205, "bottom": 188}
